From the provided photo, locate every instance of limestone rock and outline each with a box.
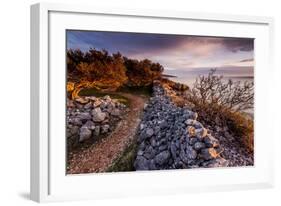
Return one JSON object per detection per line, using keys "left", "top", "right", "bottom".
{"left": 83, "top": 120, "right": 95, "bottom": 130}
{"left": 195, "top": 128, "right": 208, "bottom": 138}
{"left": 67, "top": 100, "right": 75, "bottom": 108}
{"left": 134, "top": 84, "right": 228, "bottom": 170}
{"left": 84, "top": 102, "right": 92, "bottom": 109}
{"left": 94, "top": 126, "right": 100, "bottom": 136}
{"left": 204, "top": 135, "right": 219, "bottom": 148}
{"left": 79, "top": 127, "right": 92, "bottom": 142}
{"left": 187, "top": 126, "right": 196, "bottom": 137}
{"left": 145, "top": 128, "right": 154, "bottom": 138}
{"left": 101, "top": 124, "right": 110, "bottom": 134}
{"left": 200, "top": 148, "right": 218, "bottom": 160}
{"left": 93, "top": 99, "right": 102, "bottom": 108}
{"left": 92, "top": 108, "right": 106, "bottom": 122}
{"left": 154, "top": 151, "right": 170, "bottom": 165}
{"left": 111, "top": 108, "right": 121, "bottom": 117}
{"left": 134, "top": 156, "right": 150, "bottom": 170}
{"left": 75, "top": 97, "right": 89, "bottom": 104}
{"left": 193, "top": 142, "right": 206, "bottom": 151}
{"left": 186, "top": 146, "right": 197, "bottom": 160}
{"left": 78, "top": 112, "right": 92, "bottom": 121}
{"left": 71, "top": 118, "right": 82, "bottom": 126}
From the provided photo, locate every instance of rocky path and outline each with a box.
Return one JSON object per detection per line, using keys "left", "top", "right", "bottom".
{"left": 67, "top": 93, "right": 147, "bottom": 174}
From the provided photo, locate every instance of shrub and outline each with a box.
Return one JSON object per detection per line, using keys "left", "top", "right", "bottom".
{"left": 189, "top": 69, "right": 254, "bottom": 112}
{"left": 186, "top": 69, "right": 254, "bottom": 152}
{"left": 226, "top": 110, "right": 254, "bottom": 152}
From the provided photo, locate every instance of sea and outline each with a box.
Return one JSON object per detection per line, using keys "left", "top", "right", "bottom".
{"left": 163, "top": 68, "right": 254, "bottom": 87}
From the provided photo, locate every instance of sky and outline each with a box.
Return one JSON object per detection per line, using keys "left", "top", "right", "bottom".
{"left": 67, "top": 30, "right": 254, "bottom": 76}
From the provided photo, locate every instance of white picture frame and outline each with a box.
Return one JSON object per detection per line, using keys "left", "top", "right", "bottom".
{"left": 30, "top": 2, "right": 275, "bottom": 203}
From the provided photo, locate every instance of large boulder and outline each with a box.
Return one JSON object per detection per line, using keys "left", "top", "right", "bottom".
{"left": 93, "top": 99, "right": 102, "bottom": 108}
{"left": 154, "top": 151, "right": 170, "bottom": 165}
{"left": 77, "top": 112, "right": 92, "bottom": 121}
{"left": 195, "top": 128, "right": 208, "bottom": 138}
{"left": 79, "top": 127, "right": 92, "bottom": 142}
{"left": 200, "top": 148, "right": 218, "bottom": 160}
{"left": 134, "top": 156, "right": 150, "bottom": 170}
{"left": 84, "top": 102, "right": 92, "bottom": 109}
{"left": 193, "top": 142, "right": 206, "bottom": 151}
{"left": 70, "top": 118, "right": 82, "bottom": 126}
{"left": 139, "top": 128, "right": 154, "bottom": 142}
{"left": 204, "top": 135, "right": 220, "bottom": 148}
{"left": 70, "top": 125, "right": 79, "bottom": 136}
{"left": 187, "top": 126, "right": 196, "bottom": 137}
{"left": 145, "top": 128, "right": 154, "bottom": 138}
{"left": 92, "top": 108, "right": 106, "bottom": 122}
{"left": 83, "top": 120, "right": 95, "bottom": 130}
{"left": 94, "top": 126, "right": 100, "bottom": 136}
{"left": 67, "top": 100, "right": 75, "bottom": 108}
{"left": 186, "top": 146, "right": 197, "bottom": 160}
{"left": 101, "top": 124, "right": 110, "bottom": 134}
{"left": 75, "top": 97, "right": 89, "bottom": 104}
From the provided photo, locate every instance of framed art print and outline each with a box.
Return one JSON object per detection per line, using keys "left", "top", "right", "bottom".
{"left": 30, "top": 3, "right": 274, "bottom": 202}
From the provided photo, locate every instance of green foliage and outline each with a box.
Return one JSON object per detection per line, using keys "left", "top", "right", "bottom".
{"left": 117, "top": 85, "right": 152, "bottom": 97}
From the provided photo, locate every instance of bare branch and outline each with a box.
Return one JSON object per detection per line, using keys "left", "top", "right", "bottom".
{"left": 187, "top": 69, "right": 254, "bottom": 113}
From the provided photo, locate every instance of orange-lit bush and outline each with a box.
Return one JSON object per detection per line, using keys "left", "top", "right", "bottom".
{"left": 67, "top": 48, "right": 164, "bottom": 89}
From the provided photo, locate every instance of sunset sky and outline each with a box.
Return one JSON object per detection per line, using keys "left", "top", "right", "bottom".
{"left": 67, "top": 30, "right": 254, "bottom": 76}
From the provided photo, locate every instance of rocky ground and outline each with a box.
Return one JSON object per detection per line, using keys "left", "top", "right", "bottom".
{"left": 213, "top": 126, "right": 254, "bottom": 166}
{"left": 134, "top": 83, "right": 229, "bottom": 170}
{"left": 134, "top": 82, "right": 253, "bottom": 170}
{"left": 66, "top": 82, "right": 253, "bottom": 174}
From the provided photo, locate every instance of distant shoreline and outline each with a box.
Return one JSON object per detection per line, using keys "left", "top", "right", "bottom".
{"left": 162, "top": 74, "right": 177, "bottom": 78}
{"left": 227, "top": 76, "right": 254, "bottom": 79}
{"left": 162, "top": 73, "right": 253, "bottom": 80}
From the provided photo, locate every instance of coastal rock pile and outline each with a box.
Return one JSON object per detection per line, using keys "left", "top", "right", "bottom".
{"left": 134, "top": 83, "right": 228, "bottom": 170}
{"left": 66, "top": 95, "right": 127, "bottom": 146}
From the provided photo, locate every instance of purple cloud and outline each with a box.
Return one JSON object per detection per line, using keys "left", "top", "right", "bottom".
{"left": 67, "top": 30, "right": 254, "bottom": 71}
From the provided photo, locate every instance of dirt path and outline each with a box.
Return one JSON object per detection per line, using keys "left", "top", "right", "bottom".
{"left": 67, "top": 93, "right": 147, "bottom": 174}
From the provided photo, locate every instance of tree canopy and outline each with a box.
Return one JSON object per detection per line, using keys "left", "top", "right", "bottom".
{"left": 67, "top": 48, "right": 164, "bottom": 88}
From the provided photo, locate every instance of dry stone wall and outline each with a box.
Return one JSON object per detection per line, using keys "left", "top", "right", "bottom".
{"left": 134, "top": 83, "right": 228, "bottom": 170}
